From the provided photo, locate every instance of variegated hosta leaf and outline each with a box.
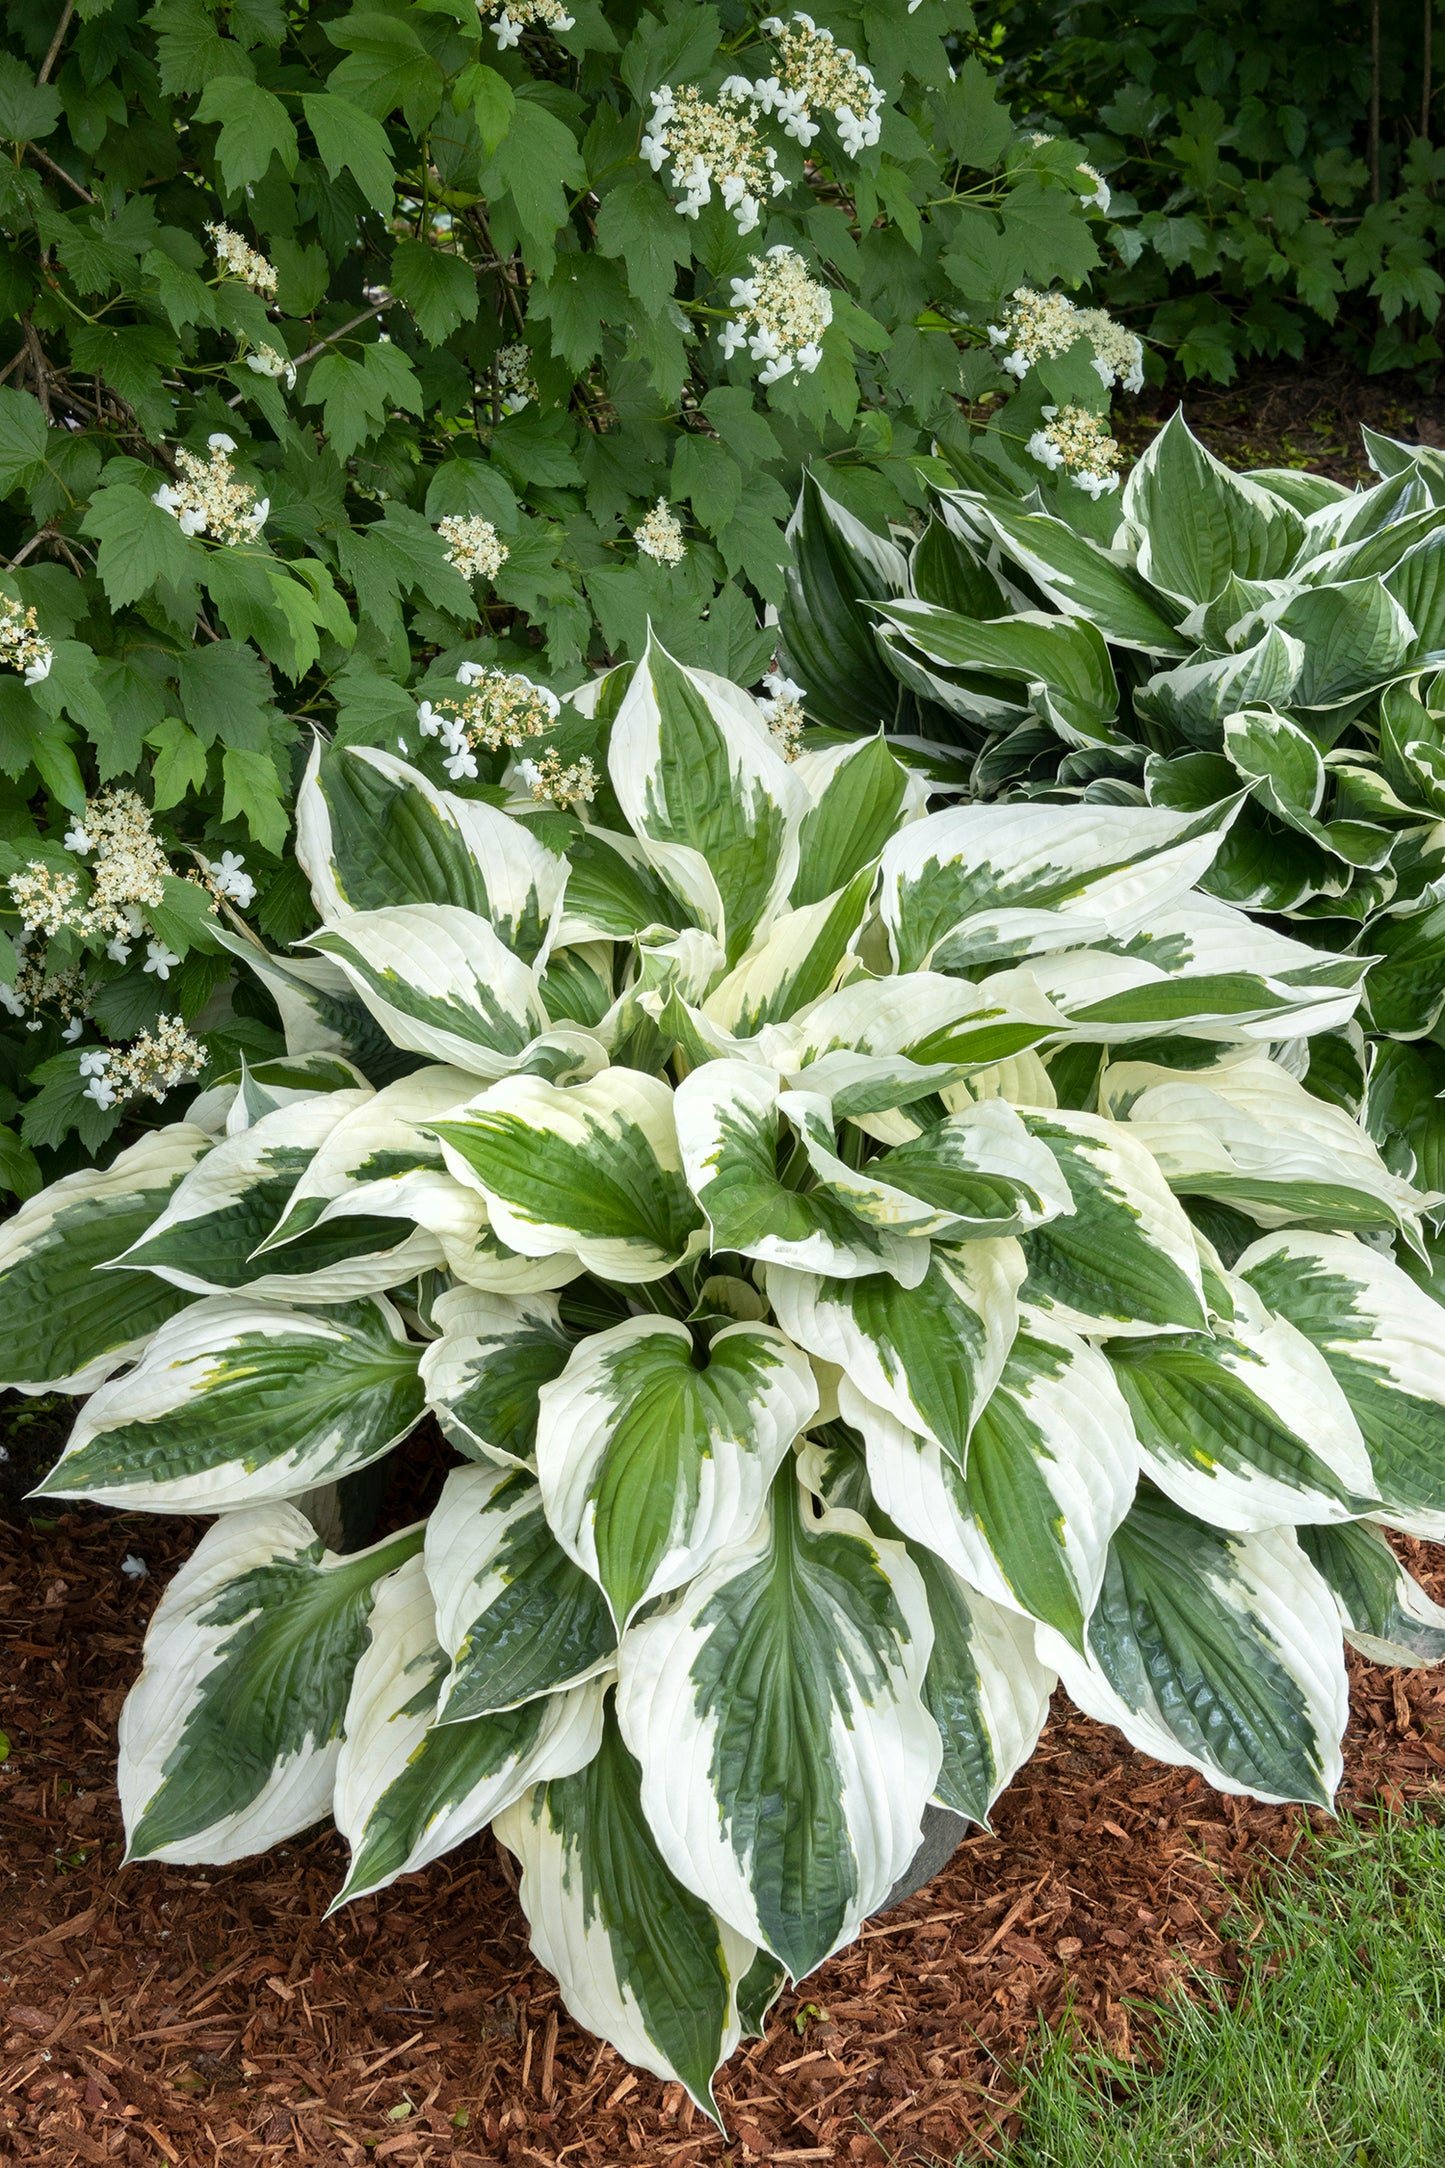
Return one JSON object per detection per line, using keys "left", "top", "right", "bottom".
{"left": 904, "top": 1539, "right": 1057, "bottom": 1826}
{"left": 614, "top": 1470, "right": 941, "bottom": 1978}
{"left": 877, "top": 799, "right": 1238, "bottom": 975}
{"left": 781, "top": 967, "right": 1067, "bottom": 1076}
{"left": 870, "top": 1099, "right": 1076, "bottom": 1239}
{"left": 118, "top": 1507, "right": 424, "bottom": 1865}
{"left": 110, "top": 1090, "right": 443, "bottom": 1303}
{"left": 494, "top": 1704, "right": 758, "bottom": 2123}
{"left": 607, "top": 636, "right": 808, "bottom": 961}
{"left": 846, "top": 1313, "right": 1139, "bottom": 1651}
{"left": 1238, "top": 1230, "right": 1445, "bottom": 1539}
{"left": 554, "top": 825, "right": 692, "bottom": 945}
{"left": 331, "top": 1552, "right": 606, "bottom": 1907}
{"left": 766, "top": 1242, "right": 1025, "bottom": 1472}
{"left": 1299, "top": 1518, "right": 1445, "bottom": 1668}
{"left": 873, "top": 603, "right": 1120, "bottom": 741}
{"left": 1123, "top": 410, "right": 1306, "bottom": 605}
{"left": 1107, "top": 1271, "right": 1376, "bottom": 1532}
{"left": 940, "top": 491, "right": 1189, "bottom": 656}
{"left": 424, "top": 1463, "right": 617, "bottom": 1720}
{"left": 1113, "top": 1056, "right": 1435, "bottom": 1243}
{"left": 306, "top": 904, "right": 549, "bottom": 1076}
{"left": 211, "top": 923, "right": 409, "bottom": 1081}
{"left": 187, "top": 1051, "right": 372, "bottom": 1137}
{"left": 674, "top": 1059, "right": 932, "bottom": 1282}
{"left": 1015, "top": 1109, "right": 1209, "bottom": 1338}
{"left": 418, "top": 1286, "right": 575, "bottom": 1464}
{"left": 297, "top": 741, "right": 567, "bottom": 962}
{"left": 535, "top": 1315, "right": 818, "bottom": 1626}
{"left": 700, "top": 872, "right": 873, "bottom": 1039}
{"left": 790, "top": 735, "right": 926, "bottom": 908}
{"left": 0, "top": 1125, "right": 209, "bottom": 1394}
{"left": 998, "top": 896, "right": 1367, "bottom": 1043}
{"left": 34, "top": 1295, "right": 424, "bottom": 1512}
{"left": 1037, "top": 1488, "right": 1347, "bottom": 1808}
{"left": 432, "top": 1068, "right": 703, "bottom": 1284}
{"left": 1135, "top": 626, "right": 1304, "bottom": 739}
{"left": 258, "top": 1067, "right": 475, "bottom": 1252}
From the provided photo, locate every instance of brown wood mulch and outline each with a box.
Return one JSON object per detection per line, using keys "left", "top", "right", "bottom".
{"left": 2, "top": 1507, "right": 1442, "bottom": 2168}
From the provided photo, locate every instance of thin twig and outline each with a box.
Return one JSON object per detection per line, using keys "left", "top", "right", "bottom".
{"left": 38, "top": 0, "right": 75, "bottom": 83}
{"left": 222, "top": 296, "right": 396, "bottom": 407}
{"left": 24, "top": 141, "right": 94, "bottom": 204}
{"left": 5, "top": 524, "right": 58, "bottom": 571}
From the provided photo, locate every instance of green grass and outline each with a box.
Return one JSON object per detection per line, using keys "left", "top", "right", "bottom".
{"left": 981, "top": 1804, "right": 1445, "bottom": 2168}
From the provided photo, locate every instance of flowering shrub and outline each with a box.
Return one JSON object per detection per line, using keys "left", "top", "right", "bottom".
{"left": 0, "top": 0, "right": 1116, "bottom": 1184}
{"left": 8, "top": 641, "right": 1445, "bottom": 2113}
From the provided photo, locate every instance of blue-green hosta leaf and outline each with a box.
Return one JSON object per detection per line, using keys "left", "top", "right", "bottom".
{"left": 1107, "top": 1269, "right": 1376, "bottom": 1532}
{"left": 1123, "top": 410, "right": 1306, "bottom": 605}
{"left": 607, "top": 637, "right": 808, "bottom": 963}
{"left": 1298, "top": 1518, "right": 1445, "bottom": 1669}
{"left": 938, "top": 492, "right": 1190, "bottom": 656}
{"left": 700, "top": 874, "right": 873, "bottom": 1039}
{"left": 614, "top": 1472, "right": 941, "bottom": 1979}
{"left": 297, "top": 742, "right": 567, "bottom": 963}
{"left": 673, "top": 1059, "right": 932, "bottom": 1282}
{"left": 1134, "top": 626, "right": 1304, "bottom": 744}
{"left": 878, "top": 799, "right": 1239, "bottom": 974}
{"left": 118, "top": 1507, "right": 424, "bottom": 1865}
{"left": 0, "top": 1125, "right": 209, "bottom": 1393}
{"left": 494, "top": 1704, "right": 758, "bottom": 2124}
{"left": 432, "top": 1068, "right": 703, "bottom": 1284}
{"left": 332, "top": 1552, "right": 606, "bottom": 1907}
{"left": 256, "top": 1067, "right": 473, "bottom": 1252}
{"left": 305, "top": 904, "right": 549, "bottom": 1076}
{"left": 901, "top": 1536, "right": 1056, "bottom": 1825}
{"left": 535, "top": 1315, "right": 818, "bottom": 1626}
{"left": 997, "top": 896, "right": 1368, "bottom": 1045}
{"left": 848, "top": 1316, "right": 1139, "bottom": 1652}
{"left": 765, "top": 1242, "right": 1025, "bottom": 1471}
{"left": 1238, "top": 1230, "right": 1445, "bottom": 1540}
{"left": 1038, "top": 1489, "right": 1347, "bottom": 1808}
{"left": 425, "top": 1463, "right": 617, "bottom": 1720}
{"left": 874, "top": 602, "right": 1120, "bottom": 739}
{"left": 418, "top": 1286, "right": 575, "bottom": 1466}
{"left": 1113, "top": 1056, "right": 1435, "bottom": 1245}
{"left": 1014, "top": 1109, "right": 1208, "bottom": 1338}
{"left": 109, "top": 1091, "right": 444, "bottom": 1302}
{"left": 35, "top": 1294, "right": 424, "bottom": 1513}
{"left": 789, "top": 736, "right": 927, "bottom": 909}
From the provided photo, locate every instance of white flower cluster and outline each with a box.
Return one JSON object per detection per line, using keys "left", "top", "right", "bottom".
{"left": 0, "top": 940, "right": 90, "bottom": 1034}
{"left": 987, "top": 287, "right": 1144, "bottom": 393}
{"left": 496, "top": 342, "right": 539, "bottom": 413}
{"left": 518, "top": 750, "right": 599, "bottom": 809}
{"left": 0, "top": 592, "right": 52, "bottom": 686}
{"left": 633, "top": 498, "right": 687, "bottom": 566}
{"left": 1076, "top": 161, "right": 1111, "bottom": 213}
{"left": 1027, "top": 404, "right": 1124, "bottom": 497}
{"left": 480, "top": 0, "right": 574, "bottom": 47}
{"left": 79, "top": 1017, "right": 207, "bottom": 1111}
{"left": 198, "top": 848, "right": 257, "bottom": 911}
{"left": 205, "top": 222, "right": 277, "bottom": 299}
{"left": 721, "top": 246, "right": 832, "bottom": 381}
{"left": 244, "top": 343, "right": 297, "bottom": 390}
{"left": 8, "top": 790, "right": 206, "bottom": 962}
{"left": 417, "top": 663, "right": 561, "bottom": 782}
{"left": 756, "top": 667, "right": 805, "bottom": 760}
{"left": 754, "top": 13, "right": 884, "bottom": 155}
{"left": 438, "top": 514, "right": 509, "bottom": 582}
{"left": 642, "top": 83, "right": 784, "bottom": 234}
{"left": 153, "top": 435, "right": 269, "bottom": 545}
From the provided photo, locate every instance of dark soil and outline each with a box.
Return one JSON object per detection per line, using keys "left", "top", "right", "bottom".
{"left": 1114, "top": 359, "right": 1445, "bottom": 484}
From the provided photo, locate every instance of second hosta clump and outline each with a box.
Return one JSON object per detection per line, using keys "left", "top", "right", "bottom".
{"left": 8, "top": 642, "right": 1445, "bottom": 2115}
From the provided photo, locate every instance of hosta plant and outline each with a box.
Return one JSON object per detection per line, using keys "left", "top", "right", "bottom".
{"left": 8, "top": 641, "right": 1445, "bottom": 2115}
